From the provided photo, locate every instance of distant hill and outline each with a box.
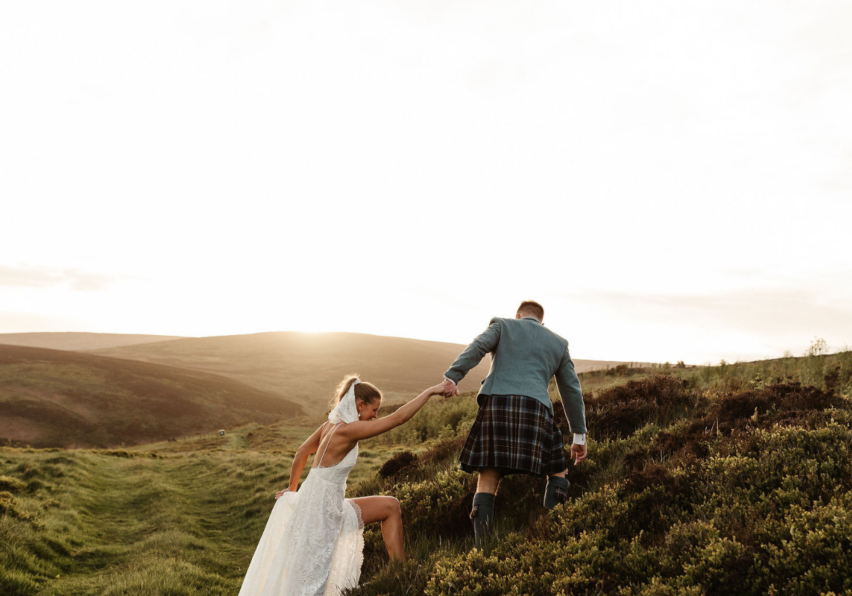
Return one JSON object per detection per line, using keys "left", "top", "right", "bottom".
{"left": 0, "top": 332, "right": 184, "bottom": 351}
{"left": 93, "top": 332, "right": 492, "bottom": 412}
{"left": 93, "top": 332, "right": 629, "bottom": 413}
{"left": 0, "top": 345, "right": 302, "bottom": 448}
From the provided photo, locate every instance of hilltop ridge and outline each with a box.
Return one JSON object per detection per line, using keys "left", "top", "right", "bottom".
{"left": 0, "top": 332, "right": 184, "bottom": 351}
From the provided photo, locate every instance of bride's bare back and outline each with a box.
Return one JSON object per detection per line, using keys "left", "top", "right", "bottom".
{"left": 312, "top": 422, "right": 354, "bottom": 469}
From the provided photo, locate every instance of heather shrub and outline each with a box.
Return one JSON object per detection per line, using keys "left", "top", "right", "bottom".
{"left": 408, "top": 422, "right": 852, "bottom": 596}
{"left": 377, "top": 450, "right": 418, "bottom": 479}
{"left": 352, "top": 363, "right": 852, "bottom": 596}
{"left": 393, "top": 469, "right": 473, "bottom": 539}
{"left": 581, "top": 375, "right": 697, "bottom": 440}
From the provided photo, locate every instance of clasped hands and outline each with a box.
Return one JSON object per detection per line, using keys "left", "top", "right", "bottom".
{"left": 439, "top": 378, "right": 460, "bottom": 398}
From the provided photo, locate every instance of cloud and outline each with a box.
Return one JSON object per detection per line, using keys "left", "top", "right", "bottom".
{"left": 0, "top": 266, "right": 116, "bottom": 291}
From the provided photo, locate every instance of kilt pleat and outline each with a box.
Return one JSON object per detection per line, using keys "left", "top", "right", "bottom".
{"left": 459, "top": 394, "right": 567, "bottom": 477}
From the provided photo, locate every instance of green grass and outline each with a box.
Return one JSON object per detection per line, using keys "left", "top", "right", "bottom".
{"left": 1, "top": 449, "right": 276, "bottom": 595}
{"left": 0, "top": 408, "right": 452, "bottom": 596}
{"left": 3, "top": 352, "right": 852, "bottom": 595}
{"left": 577, "top": 346, "right": 852, "bottom": 397}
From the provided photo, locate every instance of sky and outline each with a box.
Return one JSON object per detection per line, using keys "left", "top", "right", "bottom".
{"left": 1, "top": 0, "right": 850, "bottom": 364}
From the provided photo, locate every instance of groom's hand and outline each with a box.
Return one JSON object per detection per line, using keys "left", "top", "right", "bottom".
{"left": 571, "top": 443, "right": 587, "bottom": 465}
{"left": 441, "top": 378, "right": 459, "bottom": 397}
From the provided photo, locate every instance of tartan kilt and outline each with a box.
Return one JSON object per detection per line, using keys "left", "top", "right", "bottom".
{"left": 459, "top": 394, "right": 568, "bottom": 477}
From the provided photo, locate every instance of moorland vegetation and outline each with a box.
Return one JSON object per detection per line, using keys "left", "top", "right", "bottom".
{"left": 1, "top": 344, "right": 851, "bottom": 595}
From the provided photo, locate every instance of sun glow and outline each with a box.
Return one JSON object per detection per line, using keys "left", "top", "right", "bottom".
{"left": 1, "top": 0, "right": 850, "bottom": 363}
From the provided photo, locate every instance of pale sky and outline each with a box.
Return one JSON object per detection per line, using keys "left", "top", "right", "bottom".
{"left": 1, "top": 0, "right": 850, "bottom": 364}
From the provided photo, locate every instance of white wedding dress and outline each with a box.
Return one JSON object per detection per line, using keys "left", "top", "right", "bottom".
{"left": 238, "top": 423, "right": 364, "bottom": 596}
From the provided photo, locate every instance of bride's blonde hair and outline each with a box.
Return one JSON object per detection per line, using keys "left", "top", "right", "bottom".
{"left": 331, "top": 374, "right": 382, "bottom": 409}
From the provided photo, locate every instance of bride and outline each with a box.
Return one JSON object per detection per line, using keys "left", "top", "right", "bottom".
{"left": 238, "top": 374, "right": 449, "bottom": 596}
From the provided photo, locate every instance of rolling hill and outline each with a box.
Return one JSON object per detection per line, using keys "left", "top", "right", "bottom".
{"left": 93, "top": 332, "right": 493, "bottom": 411}
{"left": 93, "top": 332, "right": 631, "bottom": 412}
{"left": 0, "top": 332, "right": 184, "bottom": 351}
{"left": 0, "top": 345, "right": 302, "bottom": 448}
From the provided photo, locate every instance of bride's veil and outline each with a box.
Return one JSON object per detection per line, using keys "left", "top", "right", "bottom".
{"left": 328, "top": 379, "right": 360, "bottom": 424}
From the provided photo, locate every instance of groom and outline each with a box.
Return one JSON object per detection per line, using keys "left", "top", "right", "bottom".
{"left": 441, "top": 300, "right": 587, "bottom": 546}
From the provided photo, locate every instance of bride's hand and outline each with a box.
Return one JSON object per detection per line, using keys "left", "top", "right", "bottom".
{"left": 430, "top": 383, "right": 449, "bottom": 397}
{"left": 275, "top": 489, "right": 291, "bottom": 500}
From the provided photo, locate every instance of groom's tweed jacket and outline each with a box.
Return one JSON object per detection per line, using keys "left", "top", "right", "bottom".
{"left": 444, "top": 317, "right": 586, "bottom": 434}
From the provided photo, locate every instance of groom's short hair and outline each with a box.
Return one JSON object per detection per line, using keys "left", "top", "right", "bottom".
{"left": 517, "top": 300, "right": 544, "bottom": 322}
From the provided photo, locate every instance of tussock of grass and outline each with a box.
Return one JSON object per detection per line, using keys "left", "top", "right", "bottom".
{"left": 0, "top": 475, "right": 27, "bottom": 493}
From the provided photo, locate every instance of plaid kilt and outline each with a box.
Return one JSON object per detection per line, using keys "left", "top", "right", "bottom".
{"left": 459, "top": 394, "right": 567, "bottom": 477}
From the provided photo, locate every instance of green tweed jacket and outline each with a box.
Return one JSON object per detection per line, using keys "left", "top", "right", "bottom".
{"left": 443, "top": 316, "right": 586, "bottom": 434}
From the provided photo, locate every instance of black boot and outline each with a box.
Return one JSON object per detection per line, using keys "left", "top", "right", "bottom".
{"left": 543, "top": 476, "right": 569, "bottom": 509}
{"left": 470, "top": 492, "right": 495, "bottom": 548}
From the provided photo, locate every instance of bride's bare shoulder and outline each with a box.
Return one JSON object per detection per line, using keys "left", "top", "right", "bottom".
{"left": 318, "top": 421, "right": 350, "bottom": 443}
{"left": 300, "top": 422, "right": 330, "bottom": 448}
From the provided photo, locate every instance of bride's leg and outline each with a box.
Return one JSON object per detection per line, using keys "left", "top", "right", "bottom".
{"left": 350, "top": 496, "right": 405, "bottom": 562}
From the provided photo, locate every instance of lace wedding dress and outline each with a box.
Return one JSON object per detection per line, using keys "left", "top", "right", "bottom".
{"left": 238, "top": 423, "right": 364, "bottom": 596}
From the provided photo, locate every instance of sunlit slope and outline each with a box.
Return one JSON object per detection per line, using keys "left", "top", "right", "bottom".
{"left": 0, "top": 332, "right": 184, "bottom": 351}
{"left": 93, "top": 332, "right": 494, "bottom": 410}
{"left": 93, "top": 331, "right": 623, "bottom": 412}
{"left": 0, "top": 345, "right": 302, "bottom": 448}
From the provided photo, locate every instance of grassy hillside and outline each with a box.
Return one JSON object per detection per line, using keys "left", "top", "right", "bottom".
{"left": 0, "top": 333, "right": 184, "bottom": 351}
{"left": 576, "top": 347, "right": 852, "bottom": 396}
{"left": 3, "top": 352, "right": 851, "bottom": 595}
{"left": 0, "top": 345, "right": 302, "bottom": 449}
{"left": 0, "top": 422, "right": 428, "bottom": 596}
{"left": 93, "top": 331, "right": 629, "bottom": 413}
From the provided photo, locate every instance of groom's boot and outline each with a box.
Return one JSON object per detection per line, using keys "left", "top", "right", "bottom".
{"left": 543, "top": 476, "right": 569, "bottom": 510}
{"left": 470, "top": 492, "right": 495, "bottom": 548}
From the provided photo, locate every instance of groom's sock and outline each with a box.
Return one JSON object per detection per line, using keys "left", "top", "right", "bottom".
{"left": 543, "top": 476, "right": 569, "bottom": 510}
{"left": 470, "top": 492, "right": 495, "bottom": 548}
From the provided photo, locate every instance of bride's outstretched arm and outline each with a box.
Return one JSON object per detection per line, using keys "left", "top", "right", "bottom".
{"left": 340, "top": 383, "right": 446, "bottom": 442}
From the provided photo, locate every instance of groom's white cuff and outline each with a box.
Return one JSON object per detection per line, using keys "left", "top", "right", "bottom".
{"left": 443, "top": 376, "right": 456, "bottom": 385}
